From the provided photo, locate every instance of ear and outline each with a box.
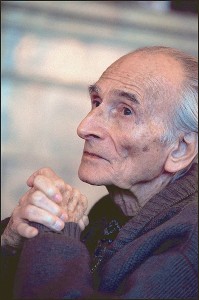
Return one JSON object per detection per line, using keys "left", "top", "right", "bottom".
{"left": 165, "top": 132, "right": 198, "bottom": 173}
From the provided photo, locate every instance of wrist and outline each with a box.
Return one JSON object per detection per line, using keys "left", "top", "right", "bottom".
{"left": 1, "top": 229, "right": 23, "bottom": 249}
{"left": 1, "top": 234, "right": 7, "bottom": 247}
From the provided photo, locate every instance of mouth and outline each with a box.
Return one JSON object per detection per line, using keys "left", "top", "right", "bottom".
{"left": 83, "top": 151, "right": 106, "bottom": 160}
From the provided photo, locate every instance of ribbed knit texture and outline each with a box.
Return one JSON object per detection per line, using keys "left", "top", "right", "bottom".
{"left": 1, "top": 163, "right": 198, "bottom": 299}
{"left": 29, "top": 221, "right": 81, "bottom": 239}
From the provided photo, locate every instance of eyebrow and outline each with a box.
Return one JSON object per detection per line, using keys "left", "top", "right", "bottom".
{"left": 113, "top": 89, "right": 140, "bottom": 105}
{"left": 88, "top": 84, "right": 101, "bottom": 95}
{"left": 88, "top": 84, "right": 140, "bottom": 105}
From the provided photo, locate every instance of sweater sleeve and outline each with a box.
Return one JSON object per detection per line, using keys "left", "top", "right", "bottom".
{"left": 12, "top": 203, "right": 199, "bottom": 299}
{"left": 13, "top": 222, "right": 94, "bottom": 299}
{"left": 1, "top": 218, "right": 23, "bottom": 300}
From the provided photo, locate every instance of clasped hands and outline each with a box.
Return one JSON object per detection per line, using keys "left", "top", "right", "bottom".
{"left": 2, "top": 168, "right": 88, "bottom": 248}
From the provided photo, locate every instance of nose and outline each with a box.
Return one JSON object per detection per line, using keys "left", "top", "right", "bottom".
{"left": 77, "top": 108, "right": 106, "bottom": 140}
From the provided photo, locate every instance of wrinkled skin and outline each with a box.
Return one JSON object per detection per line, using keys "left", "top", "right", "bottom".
{"left": 1, "top": 168, "right": 88, "bottom": 248}
{"left": 2, "top": 50, "right": 188, "bottom": 246}
{"left": 77, "top": 52, "right": 184, "bottom": 215}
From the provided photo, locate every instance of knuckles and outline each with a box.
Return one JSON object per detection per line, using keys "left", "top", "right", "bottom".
{"left": 15, "top": 168, "right": 88, "bottom": 228}
{"left": 54, "top": 178, "right": 66, "bottom": 190}
{"left": 65, "top": 184, "right": 73, "bottom": 193}
{"left": 39, "top": 167, "right": 55, "bottom": 176}
{"left": 30, "top": 190, "right": 44, "bottom": 204}
{"left": 23, "top": 205, "right": 36, "bottom": 220}
{"left": 33, "top": 174, "right": 45, "bottom": 186}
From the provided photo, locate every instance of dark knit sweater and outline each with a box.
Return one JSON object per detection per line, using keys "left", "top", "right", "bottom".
{"left": 1, "top": 164, "right": 198, "bottom": 299}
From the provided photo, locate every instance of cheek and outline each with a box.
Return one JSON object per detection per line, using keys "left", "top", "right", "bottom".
{"left": 142, "top": 145, "right": 150, "bottom": 152}
{"left": 114, "top": 127, "right": 141, "bottom": 158}
{"left": 118, "top": 137, "right": 163, "bottom": 164}
{"left": 110, "top": 121, "right": 163, "bottom": 161}
{"left": 121, "top": 143, "right": 141, "bottom": 158}
{"left": 113, "top": 142, "right": 143, "bottom": 164}
{"left": 113, "top": 122, "right": 149, "bottom": 158}
{"left": 116, "top": 133, "right": 147, "bottom": 158}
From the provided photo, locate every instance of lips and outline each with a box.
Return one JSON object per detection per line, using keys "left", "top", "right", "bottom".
{"left": 83, "top": 151, "right": 107, "bottom": 161}
{"left": 84, "top": 151, "right": 103, "bottom": 158}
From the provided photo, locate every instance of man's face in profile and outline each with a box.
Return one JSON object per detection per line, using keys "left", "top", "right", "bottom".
{"left": 77, "top": 52, "right": 183, "bottom": 189}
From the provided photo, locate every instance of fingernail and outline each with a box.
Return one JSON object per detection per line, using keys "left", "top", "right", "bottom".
{"left": 54, "top": 220, "right": 63, "bottom": 231}
{"left": 60, "top": 213, "right": 68, "bottom": 222}
{"left": 54, "top": 194, "right": 62, "bottom": 202}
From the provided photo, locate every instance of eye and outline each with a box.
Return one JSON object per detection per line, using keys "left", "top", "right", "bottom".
{"left": 123, "top": 107, "right": 133, "bottom": 115}
{"left": 92, "top": 98, "right": 101, "bottom": 108}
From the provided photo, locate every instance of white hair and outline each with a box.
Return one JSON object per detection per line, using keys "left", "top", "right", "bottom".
{"left": 134, "top": 46, "right": 198, "bottom": 180}
{"left": 133, "top": 46, "right": 198, "bottom": 144}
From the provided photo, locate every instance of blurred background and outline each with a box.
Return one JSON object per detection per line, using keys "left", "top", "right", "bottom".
{"left": 1, "top": 1, "right": 198, "bottom": 219}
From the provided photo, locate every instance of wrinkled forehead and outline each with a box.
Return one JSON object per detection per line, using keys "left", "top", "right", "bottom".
{"left": 97, "top": 53, "right": 184, "bottom": 119}
{"left": 100, "top": 52, "right": 183, "bottom": 98}
{"left": 98, "top": 54, "right": 183, "bottom": 109}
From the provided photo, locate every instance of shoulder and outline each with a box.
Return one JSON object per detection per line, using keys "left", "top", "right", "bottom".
{"left": 177, "top": 199, "right": 198, "bottom": 237}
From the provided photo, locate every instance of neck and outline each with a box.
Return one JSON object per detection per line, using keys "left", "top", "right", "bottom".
{"left": 106, "top": 173, "right": 173, "bottom": 216}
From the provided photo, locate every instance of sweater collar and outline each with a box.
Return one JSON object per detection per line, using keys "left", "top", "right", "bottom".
{"left": 111, "top": 163, "right": 198, "bottom": 251}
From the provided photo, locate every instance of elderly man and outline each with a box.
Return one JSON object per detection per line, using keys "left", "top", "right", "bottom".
{"left": 1, "top": 46, "right": 198, "bottom": 299}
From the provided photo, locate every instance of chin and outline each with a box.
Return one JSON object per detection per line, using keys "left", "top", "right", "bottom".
{"left": 78, "top": 165, "right": 109, "bottom": 186}
{"left": 78, "top": 169, "right": 101, "bottom": 186}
